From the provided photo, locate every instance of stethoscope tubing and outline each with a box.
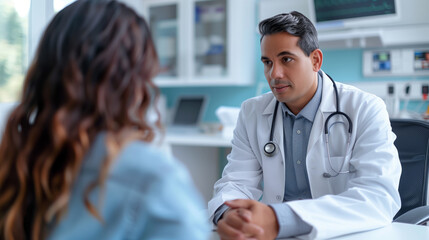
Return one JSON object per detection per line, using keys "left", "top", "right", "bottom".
{"left": 263, "top": 71, "right": 354, "bottom": 177}
{"left": 264, "top": 101, "right": 280, "bottom": 157}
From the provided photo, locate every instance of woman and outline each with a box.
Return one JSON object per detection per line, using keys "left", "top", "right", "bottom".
{"left": 0, "top": 1, "right": 209, "bottom": 239}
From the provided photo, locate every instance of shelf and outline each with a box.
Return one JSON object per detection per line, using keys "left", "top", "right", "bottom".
{"left": 380, "top": 24, "right": 429, "bottom": 46}
{"left": 156, "top": 19, "right": 177, "bottom": 29}
{"left": 319, "top": 28, "right": 383, "bottom": 49}
{"left": 319, "top": 24, "right": 429, "bottom": 49}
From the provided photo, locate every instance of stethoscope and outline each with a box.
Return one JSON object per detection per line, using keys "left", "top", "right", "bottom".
{"left": 263, "top": 71, "right": 355, "bottom": 178}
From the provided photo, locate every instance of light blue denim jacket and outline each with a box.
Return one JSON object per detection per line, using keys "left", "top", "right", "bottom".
{"left": 48, "top": 134, "right": 210, "bottom": 240}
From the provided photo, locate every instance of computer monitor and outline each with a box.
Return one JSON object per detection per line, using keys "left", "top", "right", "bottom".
{"left": 171, "top": 96, "right": 206, "bottom": 127}
{"left": 308, "top": 0, "right": 400, "bottom": 31}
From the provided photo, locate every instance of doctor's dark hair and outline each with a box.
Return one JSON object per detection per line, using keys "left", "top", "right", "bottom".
{"left": 0, "top": 1, "right": 160, "bottom": 240}
{"left": 259, "top": 11, "right": 319, "bottom": 56}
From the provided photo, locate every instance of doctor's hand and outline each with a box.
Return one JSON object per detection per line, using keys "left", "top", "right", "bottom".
{"left": 217, "top": 206, "right": 264, "bottom": 240}
{"left": 223, "top": 199, "right": 279, "bottom": 240}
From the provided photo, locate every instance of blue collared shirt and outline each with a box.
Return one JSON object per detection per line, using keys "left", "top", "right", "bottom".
{"left": 281, "top": 74, "right": 322, "bottom": 201}
{"left": 270, "top": 74, "right": 322, "bottom": 238}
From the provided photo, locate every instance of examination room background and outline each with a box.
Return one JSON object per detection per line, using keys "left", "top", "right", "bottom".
{"left": 160, "top": 1, "right": 429, "bottom": 123}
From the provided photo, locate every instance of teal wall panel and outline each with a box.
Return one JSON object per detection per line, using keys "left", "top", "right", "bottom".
{"left": 161, "top": 46, "right": 429, "bottom": 123}
{"left": 322, "top": 48, "right": 429, "bottom": 83}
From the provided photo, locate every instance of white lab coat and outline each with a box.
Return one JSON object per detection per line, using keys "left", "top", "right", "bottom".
{"left": 208, "top": 71, "right": 401, "bottom": 239}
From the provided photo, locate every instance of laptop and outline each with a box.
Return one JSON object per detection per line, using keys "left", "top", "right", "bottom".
{"left": 168, "top": 95, "right": 207, "bottom": 133}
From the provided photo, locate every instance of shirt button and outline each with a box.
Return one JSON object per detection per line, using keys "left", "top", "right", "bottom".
{"left": 296, "top": 130, "right": 301, "bottom": 134}
{"left": 297, "top": 160, "right": 301, "bottom": 164}
{"left": 276, "top": 195, "right": 282, "bottom": 201}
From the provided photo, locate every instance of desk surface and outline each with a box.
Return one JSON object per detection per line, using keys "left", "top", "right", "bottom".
{"left": 166, "top": 131, "right": 232, "bottom": 147}
{"left": 210, "top": 222, "right": 429, "bottom": 240}
{"left": 327, "top": 222, "right": 429, "bottom": 240}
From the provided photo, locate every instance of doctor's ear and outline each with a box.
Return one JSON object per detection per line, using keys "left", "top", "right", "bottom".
{"left": 310, "top": 49, "right": 323, "bottom": 72}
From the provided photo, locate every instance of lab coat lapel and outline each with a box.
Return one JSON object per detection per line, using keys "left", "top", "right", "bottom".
{"left": 262, "top": 96, "right": 286, "bottom": 201}
{"left": 307, "top": 71, "right": 336, "bottom": 153}
{"left": 262, "top": 97, "right": 285, "bottom": 165}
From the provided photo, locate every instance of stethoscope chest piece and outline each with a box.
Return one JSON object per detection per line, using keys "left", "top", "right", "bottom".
{"left": 264, "top": 141, "right": 276, "bottom": 157}
{"left": 263, "top": 100, "right": 280, "bottom": 157}
{"left": 264, "top": 71, "right": 354, "bottom": 179}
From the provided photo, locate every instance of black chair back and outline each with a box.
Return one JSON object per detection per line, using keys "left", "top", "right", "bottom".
{"left": 390, "top": 119, "right": 429, "bottom": 219}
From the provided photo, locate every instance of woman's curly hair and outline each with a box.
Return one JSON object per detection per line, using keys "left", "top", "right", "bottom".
{"left": 0, "top": 1, "right": 161, "bottom": 239}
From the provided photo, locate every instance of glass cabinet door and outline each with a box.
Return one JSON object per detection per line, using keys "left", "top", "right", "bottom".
{"left": 193, "top": 0, "right": 227, "bottom": 77}
{"left": 148, "top": 4, "right": 178, "bottom": 77}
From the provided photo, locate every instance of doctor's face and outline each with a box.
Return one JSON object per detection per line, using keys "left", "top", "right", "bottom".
{"left": 261, "top": 32, "right": 321, "bottom": 114}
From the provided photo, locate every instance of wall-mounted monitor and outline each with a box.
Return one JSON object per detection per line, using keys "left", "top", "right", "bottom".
{"left": 308, "top": 0, "right": 400, "bottom": 31}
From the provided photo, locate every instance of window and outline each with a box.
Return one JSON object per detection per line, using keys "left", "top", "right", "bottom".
{"left": 0, "top": 0, "right": 76, "bottom": 103}
{"left": 0, "top": 0, "right": 29, "bottom": 102}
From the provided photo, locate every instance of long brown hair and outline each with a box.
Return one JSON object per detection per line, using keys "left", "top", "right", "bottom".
{"left": 0, "top": 1, "right": 160, "bottom": 239}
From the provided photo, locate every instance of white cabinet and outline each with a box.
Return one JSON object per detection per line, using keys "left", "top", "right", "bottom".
{"left": 139, "top": 0, "right": 256, "bottom": 87}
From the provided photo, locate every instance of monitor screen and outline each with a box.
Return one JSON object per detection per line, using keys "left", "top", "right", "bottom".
{"left": 314, "top": 0, "right": 396, "bottom": 22}
{"left": 310, "top": 0, "right": 399, "bottom": 30}
{"left": 172, "top": 96, "right": 205, "bottom": 126}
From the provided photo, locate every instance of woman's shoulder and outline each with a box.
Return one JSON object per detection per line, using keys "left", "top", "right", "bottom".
{"left": 84, "top": 135, "right": 176, "bottom": 171}
{"left": 116, "top": 141, "right": 210, "bottom": 239}
{"left": 111, "top": 140, "right": 182, "bottom": 181}
{"left": 50, "top": 138, "right": 210, "bottom": 240}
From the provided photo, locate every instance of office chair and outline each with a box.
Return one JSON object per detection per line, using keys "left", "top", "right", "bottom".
{"left": 390, "top": 118, "right": 429, "bottom": 225}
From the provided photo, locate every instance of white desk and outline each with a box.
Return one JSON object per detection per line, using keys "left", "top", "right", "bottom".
{"left": 166, "top": 131, "right": 232, "bottom": 147}
{"left": 210, "top": 222, "right": 429, "bottom": 240}
{"left": 165, "top": 131, "right": 232, "bottom": 203}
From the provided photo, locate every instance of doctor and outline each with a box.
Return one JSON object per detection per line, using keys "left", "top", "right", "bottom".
{"left": 208, "top": 11, "right": 401, "bottom": 240}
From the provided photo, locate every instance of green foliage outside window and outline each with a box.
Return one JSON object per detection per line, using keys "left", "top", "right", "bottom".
{"left": 0, "top": 1, "right": 27, "bottom": 102}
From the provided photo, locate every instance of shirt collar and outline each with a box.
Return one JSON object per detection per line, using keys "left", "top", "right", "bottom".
{"left": 280, "top": 73, "right": 322, "bottom": 122}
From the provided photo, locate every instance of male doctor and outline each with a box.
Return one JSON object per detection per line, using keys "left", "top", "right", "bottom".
{"left": 208, "top": 12, "right": 401, "bottom": 240}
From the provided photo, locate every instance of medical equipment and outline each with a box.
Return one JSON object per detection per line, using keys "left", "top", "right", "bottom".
{"left": 263, "top": 100, "right": 280, "bottom": 157}
{"left": 263, "top": 72, "right": 354, "bottom": 178}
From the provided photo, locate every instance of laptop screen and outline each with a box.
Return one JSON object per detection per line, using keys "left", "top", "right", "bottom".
{"left": 172, "top": 96, "right": 205, "bottom": 126}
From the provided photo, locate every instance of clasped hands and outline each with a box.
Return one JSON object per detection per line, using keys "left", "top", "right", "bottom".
{"left": 217, "top": 199, "right": 279, "bottom": 240}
